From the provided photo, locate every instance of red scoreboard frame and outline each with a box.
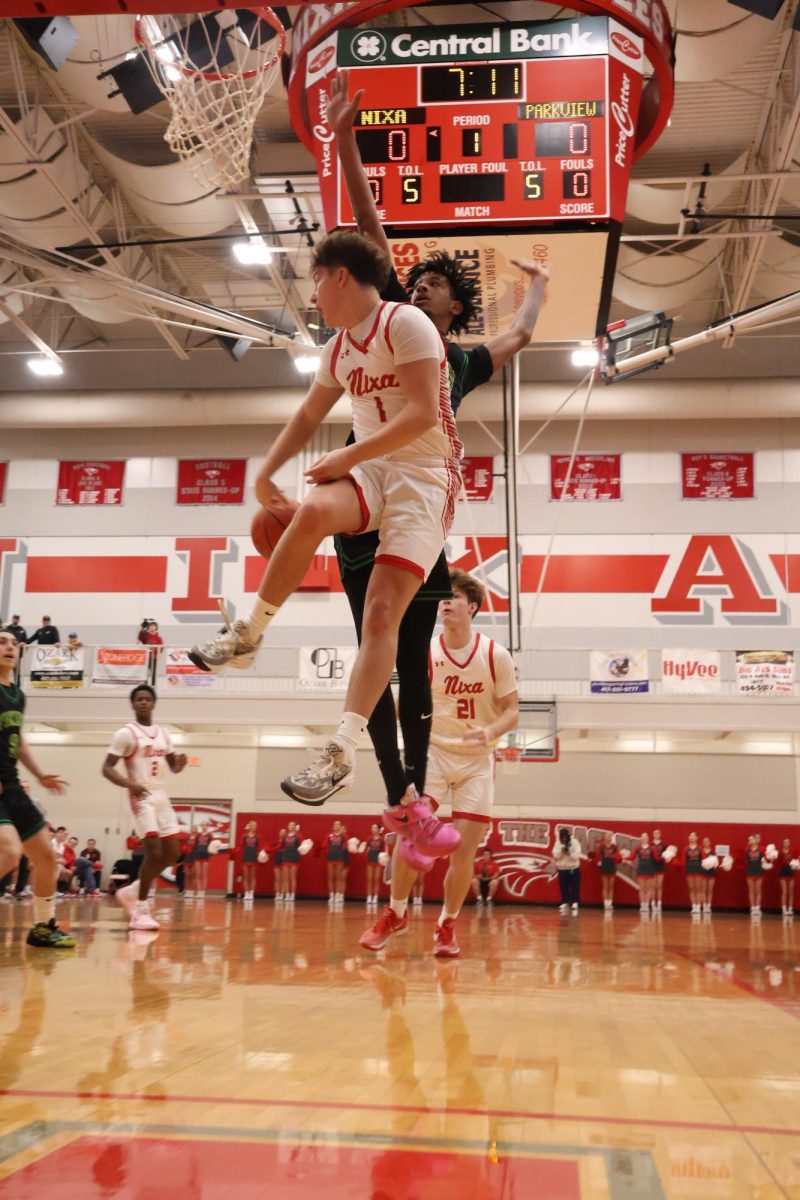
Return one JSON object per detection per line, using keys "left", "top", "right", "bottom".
{"left": 307, "top": 16, "right": 645, "bottom": 231}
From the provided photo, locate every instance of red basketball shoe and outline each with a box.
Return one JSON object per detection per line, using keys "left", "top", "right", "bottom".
{"left": 433, "top": 918, "right": 460, "bottom": 958}
{"left": 359, "top": 904, "right": 409, "bottom": 952}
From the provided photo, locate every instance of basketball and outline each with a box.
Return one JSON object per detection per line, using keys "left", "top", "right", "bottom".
{"left": 251, "top": 499, "right": 299, "bottom": 559}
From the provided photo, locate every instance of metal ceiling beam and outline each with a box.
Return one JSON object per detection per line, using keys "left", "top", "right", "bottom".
{"left": 0, "top": 295, "right": 62, "bottom": 363}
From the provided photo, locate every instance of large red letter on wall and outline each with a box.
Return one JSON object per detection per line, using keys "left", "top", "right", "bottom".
{"left": 172, "top": 537, "right": 229, "bottom": 613}
{"left": 652, "top": 536, "right": 779, "bottom": 616}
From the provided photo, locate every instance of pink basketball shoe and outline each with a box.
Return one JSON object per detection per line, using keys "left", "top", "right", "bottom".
{"left": 382, "top": 788, "right": 461, "bottom": 859}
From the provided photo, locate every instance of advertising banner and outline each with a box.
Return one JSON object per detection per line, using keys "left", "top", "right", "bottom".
{"left": 57, "top": 460, "right": 125, "bottom": 506}
{"left": 681, "top": 453, "right": 755, "bottom": 500}
{"left": 28, "top": 645, "right": 84, "bottom": 688}
{"left": 92, "top": 647, "right": 150, "bottom": 688}
{"left": 164, "top": 648, "right": 221, "bottom": 690}
{"left": 661, "top": 650, "right": 721, "bottom": 695}
{"left": 551, "top": 454, "right": 622, "bottom": 501}
{"left": 176, "top": 459, "right": 247, "bottom": 505}
{"left": 461, "top": 457, "right": 494, "bottom": 503}
{"left": 298, "top": 646, "right": 357, "bottom": 691}
{"left": 735, "top": 650, "right": 794, "bottom": 697}
{"left": 590, "top": 650, "right": 648, "bottom": 694}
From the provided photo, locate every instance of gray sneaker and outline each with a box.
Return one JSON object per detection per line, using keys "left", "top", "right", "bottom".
{"left": 281, "top": 741, "right": 354, "bottom": 806}
{"left": 189, "top": 610, "right": 261, "bottom": 673}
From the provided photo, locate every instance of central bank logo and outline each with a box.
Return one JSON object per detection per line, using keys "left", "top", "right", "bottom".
{"left": 351, "top": 31, "right": 386, "bottom": 62}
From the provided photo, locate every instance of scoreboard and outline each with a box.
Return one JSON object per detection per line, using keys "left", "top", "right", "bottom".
{"left": 306, "top": 16, "right": 645, "bottom": 231}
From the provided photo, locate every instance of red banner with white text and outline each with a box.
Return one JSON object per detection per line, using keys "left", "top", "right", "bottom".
{"left": 550, "top": 454, "right": 622, "bottom": 501}
{"left": 461, "top": 457, "right": 494, "bottom": 503}
{"left": 176, "top": 459, "right": 247, "bottom": 506}
{"left": 681, "top": 453, "right": 755, "bottom": 500}
{"left": 56, "top": 460, "right": 125, "bottom": 506}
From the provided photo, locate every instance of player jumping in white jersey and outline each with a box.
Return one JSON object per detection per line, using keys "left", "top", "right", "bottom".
{"left": 361, "top": 570, "right": 519, "bottom": 956}
{"left": 188, "top": 231, "right": 461, "bottom": 863}
{"left": 102, "top": 684, "right": 187, "bottom": 930}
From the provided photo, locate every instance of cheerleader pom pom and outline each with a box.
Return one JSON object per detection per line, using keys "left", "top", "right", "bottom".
{"left": 765, "top": 843, "right": 779, "bottom": 861}
{"left": 347, "top": 837, "right": 360, "bottom": 853}
{"left": 358, "top": 841, "right": 367, "bottom": 854}
{"left": 378, "top": 851, "right": 389, "bottom": 867}
{"left": 298, "top": 838, "right": 313, "bottom": 856}
{"left": 790, "top": 858, "right": 800, "bottom": 871}
{"left": 762, "top": 858, "right": 773, "bottom": 870}
{"left": 209, "top": 839, "right": 222, "bottom": 855}
{"left": 257, "top": 849, "right": 268, "bottom": 864}
{"left": 768, "top": 967, "right": 783, "bottom": 988}
{"left": 619, "top": 848, "right": 631, "bottom": 860}
{"left": 702, "top": 855, "right": 719, "bottom": 871}
{"left": 662, "top": 845, "right": 678, "bottom": 863}
{"left": 721, "top": 854, "right": 734, "bottom": 872}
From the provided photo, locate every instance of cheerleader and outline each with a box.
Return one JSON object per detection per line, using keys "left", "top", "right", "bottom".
{"left": 652, "top": 827, "right": 666, "bottom": 913}
{"left": 282, "top": 821, "right": 301, "bottom": 903}
{"left": 700, "top": 837, "right": 717, "bottom": 915}
{"left": 744, "top": 833, "right": 764, "bottom": 917}
{"left": 326, "top": 820, "right": 348, "bottom": 907}
{"left": 684, "top": 832, "right": 704, "bottom": 915}
{"left": 631, "top": 833, "right": 659, "bottom": 914}
{"left": 273, "top": 828, "right": 286, "bottom": 900}
{"left": 778, "top": 837, "right": 797, "bottom": 917}
{"left": 593, "top": 833, "right": 621, "bottom": 911}
{"left": 365, "top": 823, "right": 384, "bottom": 909}
{"left": 241, "top": 821, "right": 259, "bottom": 901}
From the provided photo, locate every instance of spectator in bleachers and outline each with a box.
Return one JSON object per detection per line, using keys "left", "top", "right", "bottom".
{"left": 53, "top": 827, "right": 74, "bottom": 892}
{"left": 66, "top": 631, "right": 84, "bottom": 650}
{"left": 4, "top": 615, "right": 27, "bottom": 643}
{"left": 27, "top": 616, "right": 60, "bottom": 645}
{"left": 80, "top": 838, "right": 103, "bottom": 890}
{"left": 68, "top": 838, "right": 100, "bottom": 896}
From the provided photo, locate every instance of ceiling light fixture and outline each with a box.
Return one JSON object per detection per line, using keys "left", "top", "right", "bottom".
{"left": 232, "top": 238, "right": 273, "bottom": 266}
{"left": 27, "top": 357, "right": 64, "bottom": 377}
{"left": 571, "top": 345, "right": 600, "bottom": 368}
{"left": 294, "top": 353, "right": 321, "bottom": 374}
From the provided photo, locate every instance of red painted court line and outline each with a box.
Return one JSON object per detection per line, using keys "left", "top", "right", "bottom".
{"left": 2, "top": 1087, "right": 799, "bottom": 1141}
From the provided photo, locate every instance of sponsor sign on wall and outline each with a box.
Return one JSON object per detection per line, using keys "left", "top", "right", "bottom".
{"left": 661, "top": 650, "right": 721, "bottom": 695}
{"left": 28, "top": 645, "right": 84, "bottom": 688}
{"left": 550, "top": 454, "right": 622, "bottom": 501}
{"left": 590, "top": 650, "right": 648, "bottom": 694}
{"left": 298, "top": 646, "right": 357, "bottom": 691}
{"left": 735, "top": 650, "right": 794, "bottom": 697}
{"left": 176, "top": 459, "right": 247, "bottom": 506}
{"left": 56, "top": 460, "right": 125, "bottom": 506}
{"left": 164, "top": 648, "right": 220, "bottom": 690}
{"left": 681, "top": 453, "right": 755, "bottom": 500}
{"left": 92, "top": 647, "right": 150, "bottom": 688}
{"left": 460, "top": 457, "right": 494, "bottom": 503}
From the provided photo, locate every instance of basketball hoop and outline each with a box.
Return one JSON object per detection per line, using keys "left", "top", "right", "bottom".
{"left": 495, "top": 745, "right": 523, "bottom": 775}
{"left": 134, "top": 7, "right": 286, "bottom": 190}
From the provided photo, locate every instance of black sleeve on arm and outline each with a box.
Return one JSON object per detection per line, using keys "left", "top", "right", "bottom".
{"left": 380, "top": 267, "right": 407, "bottom": 304}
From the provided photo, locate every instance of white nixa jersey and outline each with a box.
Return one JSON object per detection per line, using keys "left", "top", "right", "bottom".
{"left": 108, "top": 722, "right": 174, "bottom": 794}
{"left": 429, "top": 632, "right": 517, "bottom": 756}
{"left": 316, "top": 301, "right": 462, "bottom": 465}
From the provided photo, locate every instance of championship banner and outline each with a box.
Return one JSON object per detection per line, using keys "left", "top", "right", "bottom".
{"left": 661, "top": 650, "right": 721, "bottom": 695}
{"left": 176, "top": 459, "right": 247, "bottom": 506}
{"left": 590, "top": 650, "right": 648, "bottom": 695}
{"left": 299, "top": 646, "right": 357, "bottom": 691}
{"left": 736, "top": 651, "right": 794, "bottom": 697}
{"left": 92, "top": 647, "right": 150, "bottom": 688}
{"left": 0, "top": 462, "right": 7, "bottom": 505}
{"left": 681, "top": 453, "right": 755, "bottom": 500}
{"left": 29, "top": 645, "right": 84, "bottom": 689}
{"left": 164, "top": 648, "right": 221, "bottom": 690}
{"left": 461, "top": 457, "right": 494, "bottom": 503}
{"left": 551, "top": 454, "right": 622, "bottom": 501}
{"left": 57, "top": 460, "right": 125, "bottom": 506}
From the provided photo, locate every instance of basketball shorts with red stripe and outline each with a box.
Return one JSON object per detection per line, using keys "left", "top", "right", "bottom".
{"left": 130, "top": 789, "right": 181, "bottom": 840}
{"left": 425, "top": 745, "right": 494, "bottom": 823}
{"left": 345, "top": 457, "right": 461, "bottom": 581}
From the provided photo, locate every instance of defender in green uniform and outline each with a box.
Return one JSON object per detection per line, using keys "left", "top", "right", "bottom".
{"left": 0, "top": 630, "right": 75, "bottom": 948}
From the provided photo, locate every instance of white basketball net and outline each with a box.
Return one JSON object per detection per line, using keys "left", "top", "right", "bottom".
{"left": 135, "top": 7, "right": 286, "bottom": 190}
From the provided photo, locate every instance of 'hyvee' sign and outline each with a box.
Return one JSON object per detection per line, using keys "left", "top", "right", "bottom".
{"left": 661, "top": 650, "right": 721, "bottom": 695}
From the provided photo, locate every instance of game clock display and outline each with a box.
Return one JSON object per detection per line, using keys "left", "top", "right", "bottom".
{"left": 307, "top": 17, "right": 645, "bottom": 230}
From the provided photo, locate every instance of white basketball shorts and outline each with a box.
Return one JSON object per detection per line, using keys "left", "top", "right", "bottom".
{"left": 129, "top": 789, "right": 181, "bottom": 840}
{"left": 425, "top": 745, "right": 495, "bottom": 824}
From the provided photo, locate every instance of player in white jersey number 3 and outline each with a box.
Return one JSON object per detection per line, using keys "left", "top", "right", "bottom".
{"left": 102, "top": 684, "right": 187, "bottom": 930}
{"left": 189, "top": 232, "right": 461, "bottom": 862}
{"left": 361, "top": 569, "right": 519, "bottom": 956}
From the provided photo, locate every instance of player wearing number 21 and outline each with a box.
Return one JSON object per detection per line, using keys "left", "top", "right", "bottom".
{"left": 102, "top": 684, "right": 187, "bottom": 930}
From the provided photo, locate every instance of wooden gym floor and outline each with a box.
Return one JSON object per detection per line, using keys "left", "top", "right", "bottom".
{"left": 0, "top": 896, "right": 799, "bottom": 1198}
